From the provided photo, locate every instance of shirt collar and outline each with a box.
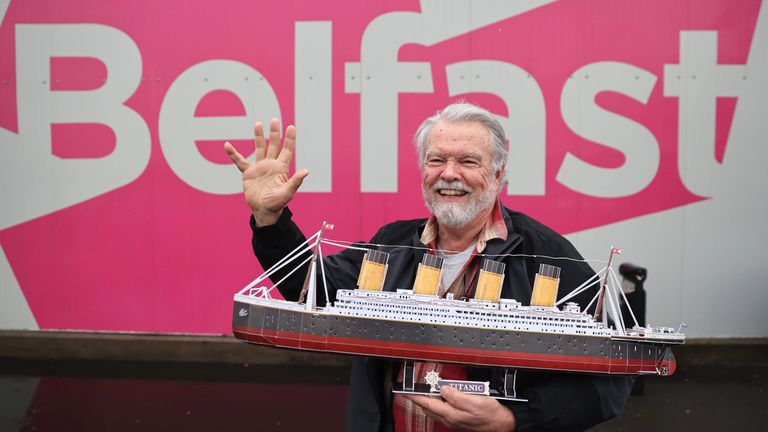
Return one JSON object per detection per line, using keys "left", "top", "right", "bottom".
{"left": 419, "top": 199, "right": 508, "bottom": 253}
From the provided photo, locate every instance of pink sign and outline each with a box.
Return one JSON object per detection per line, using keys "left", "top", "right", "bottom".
{"left": 0, "top": 0, "right": 761, "bottom": 333}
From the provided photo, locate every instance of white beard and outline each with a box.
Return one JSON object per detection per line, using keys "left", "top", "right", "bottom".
{"left": 423, "top": 180, "right": 498, "bottom": 228}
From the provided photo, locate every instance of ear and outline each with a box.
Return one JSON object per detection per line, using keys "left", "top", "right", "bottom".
{"left": 494, "top": 165, "right": 506, "bottom": 188}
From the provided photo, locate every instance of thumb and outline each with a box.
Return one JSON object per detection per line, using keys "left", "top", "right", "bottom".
{"left": 439, "top": 385, "right": 471, "bottom": 409}
{"left": 287, "top": 169, "right": 310, "bottom": 193}
{"left": 224, "top": 141, "right": 250, "bottom": 173}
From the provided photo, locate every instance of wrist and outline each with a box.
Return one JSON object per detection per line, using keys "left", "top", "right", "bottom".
{"left": 498, "top": 405, "right": 517, "bottom": 432}
{"left": 252, "top": 208, "right": 283, "bottom": 227}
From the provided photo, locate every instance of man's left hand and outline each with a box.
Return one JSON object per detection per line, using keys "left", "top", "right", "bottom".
{"left": 405, "top": 386, "right": 516, "bottom": 431}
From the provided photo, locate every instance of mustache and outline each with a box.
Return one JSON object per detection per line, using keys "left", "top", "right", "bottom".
{"left": 431, "top": 181, "right": 472, "bottom": 193}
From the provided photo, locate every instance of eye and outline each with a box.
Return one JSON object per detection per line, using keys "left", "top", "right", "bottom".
{"left": 460, "top": 158, "right": 481, "bottom": 169}
{"left": 425, "top": 157, "right": 446, "bottom": 167}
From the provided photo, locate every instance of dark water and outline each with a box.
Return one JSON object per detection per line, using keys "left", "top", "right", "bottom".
{"left": 0, "top": 361, "right": 349, "bottom": 432}
{"left": 1, "top": 360, "right": 766, "bottom": 431}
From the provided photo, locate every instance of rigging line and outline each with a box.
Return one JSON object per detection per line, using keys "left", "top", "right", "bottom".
{"left": 555, "top": 268, "right": 605, "bottom": 306}
{"left": 609, "top": 267, "right": 640, "bottom": 328}
{"left": 238, "top": 233, "right": 320, "bottom": 295}
{"left": 249, "top": 240, "right": 315, "bottom": 289}
{"left": 318, "top": 242, "right": 330, "bottom": 306}
{"left": 584, "top": 288, "right": 601, "bottom": 315}
{"left": 320, "top": 239, "right": 373, "bottom": 252}
{"left": 264, "top": 254, "right": 316, "bottom": 296}
{"left": 262, "top": 230, "right": 321, "bottom": 276}
{"left": 320, "top": 237, "right": 609, "bottom": 264}
{"left": 604, "top": 275, "right": 625, "bottom": 334}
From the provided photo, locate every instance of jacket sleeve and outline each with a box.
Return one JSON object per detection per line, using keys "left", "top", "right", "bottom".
{"left": 250, "top": 208, "right": 310, "bottom": 301}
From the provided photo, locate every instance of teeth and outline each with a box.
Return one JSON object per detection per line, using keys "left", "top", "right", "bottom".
{"left": 439, "top": 189, "right": 467, "bottom": 196}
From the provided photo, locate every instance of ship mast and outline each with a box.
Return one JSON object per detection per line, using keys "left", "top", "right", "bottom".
{"left": 593, "top": 247, "right": 620, "bottom": 324}
{"left": 298, "top": 221, "right": 333, "bottom": 310}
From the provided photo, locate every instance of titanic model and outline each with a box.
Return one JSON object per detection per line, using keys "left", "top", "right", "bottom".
{"left": 233, "top": 223, "right": 685, "bottom": 400}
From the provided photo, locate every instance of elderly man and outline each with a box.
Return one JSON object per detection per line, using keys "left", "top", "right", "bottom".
{"left": 225, "top": 102, "right": 633, "bottom": 431}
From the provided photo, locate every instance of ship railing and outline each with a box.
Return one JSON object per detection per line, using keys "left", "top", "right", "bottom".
{"left": 247, "top": 286, "right": 272, "bottom": 299}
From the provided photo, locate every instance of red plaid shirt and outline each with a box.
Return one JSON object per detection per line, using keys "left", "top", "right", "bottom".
{"left": 394, "top": 199, "right": 508, "bottom": 432}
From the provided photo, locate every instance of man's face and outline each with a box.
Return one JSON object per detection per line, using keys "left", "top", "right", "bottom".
{"left": 421, "top": 120, "right": 504, "bottom": 228}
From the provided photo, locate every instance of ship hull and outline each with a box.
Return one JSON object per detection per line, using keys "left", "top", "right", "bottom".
{"left": 233, "top": 300, "right": 677, "bottom": 376}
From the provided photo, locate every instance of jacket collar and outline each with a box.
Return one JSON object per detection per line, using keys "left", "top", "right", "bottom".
{"left": 484, "top": 205, "right": 522, "bottom": 257}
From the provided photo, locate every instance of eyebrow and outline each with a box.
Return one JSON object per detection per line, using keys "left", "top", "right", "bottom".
{"left": 425, "top": 150, "right": 485, "bottom": 160}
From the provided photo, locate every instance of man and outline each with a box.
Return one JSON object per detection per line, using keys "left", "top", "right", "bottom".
{"left": 225, "top": 102, "right": 633, "bottom": 431}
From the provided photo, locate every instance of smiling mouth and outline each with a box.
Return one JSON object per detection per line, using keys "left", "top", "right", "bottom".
{"left": 438, "top": 189, "right": 468, "bottom": 197}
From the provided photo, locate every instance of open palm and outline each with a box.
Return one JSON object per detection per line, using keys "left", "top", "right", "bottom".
{"left": 225, "top": 119, "right": 309, "bottom": 226}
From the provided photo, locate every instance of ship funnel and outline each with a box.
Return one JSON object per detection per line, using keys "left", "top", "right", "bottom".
{"left": 412, "top": 254, "right": 444, "bottom": 296}
{"left": 530, "top": 264, "right": 561, "bottom": 307}
{"left": 474, "top": 259, "right": 506, "bottom": 302}
{"left": 357, "top": 249, "right": 390, "bottom": 291}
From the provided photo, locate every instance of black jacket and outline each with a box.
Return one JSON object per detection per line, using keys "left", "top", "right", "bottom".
{"left": 251, "top": 206, "right": 633, "bottom": 431}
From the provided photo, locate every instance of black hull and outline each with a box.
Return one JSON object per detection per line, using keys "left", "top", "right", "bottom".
{"left": 233, "top": 301, "right": 677, "bottom": 376}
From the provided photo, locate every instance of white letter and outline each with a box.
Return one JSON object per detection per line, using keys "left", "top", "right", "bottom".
{"left": 295, "top": 21, "right": 332, "bottom": 192}
{"left": 447, "top": 60, "right": 546, "bottom": 195}
{"left": 158, "top": 60, "right": 281, "bottom": 194}
{"left": 664, "top": 31, "right": 748, "bottom": 197}
{"left": 345, "top": 13, "right": 432, "bottom": 192}
{"left": 346, "top": 0, "right": 554, "bottom": 192}
{"left": 0, "top": 24, "right": 150, "bottom": 230}
{"left": 558, "top": 62, "right": 659, "bottom": 198}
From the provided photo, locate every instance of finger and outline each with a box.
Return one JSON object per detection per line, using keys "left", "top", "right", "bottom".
{"left": 439, "top": 385, "right": 462, "bottom": 404}
{"left": 277, "top": 124, "right": 297, "bottom": 164}
{"left": 254, "top": 122, "right": 267, "bottom": 161}
{"left": 224, "top": 141, "right": 250, "bottom": 173}
{"left": 266, "top": 118, "right": 281, "bottom": 159}
{"left": 286, "top": 168, "right": 310, "bottom": 194}
{"left": 439, "top": 386, "right": 479, "bottom": 412}
{"left": 402, "top": 394, "right": 433, "bottom": 405}
{"left": 405, "top": 394, "right": 453, "bottom": 418}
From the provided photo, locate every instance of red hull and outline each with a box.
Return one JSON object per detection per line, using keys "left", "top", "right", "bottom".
{"left": 234, "top": 325, "right": 677, "bottom": 376}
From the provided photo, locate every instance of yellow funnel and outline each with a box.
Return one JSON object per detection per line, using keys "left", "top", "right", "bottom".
{"left": 530, "top": 264, "right": 561, "bottom": 307}
{"left": 473, "top": 259, "right": 506, "bottom": 302}
{"left": 412, "top": 254, "right": 444, "bottom": 295}
{"left": 357, "top": 250, "right": 389, "bottom": 291}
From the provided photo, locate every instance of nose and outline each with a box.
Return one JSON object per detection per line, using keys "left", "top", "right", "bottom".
{"left": 439, "top": 160, "right": 461, "bottom": 181}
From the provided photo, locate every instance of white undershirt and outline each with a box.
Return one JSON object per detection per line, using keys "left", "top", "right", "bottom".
{"left": 437, "top": 243, "right": 476, "bottom": 295}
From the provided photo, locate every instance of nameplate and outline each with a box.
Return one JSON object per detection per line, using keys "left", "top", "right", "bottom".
{"left": 425, "top": 371, "right": 490, "bottom": 396}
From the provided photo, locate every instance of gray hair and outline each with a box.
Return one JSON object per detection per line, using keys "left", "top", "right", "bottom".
{"left": 414, "top": 102, "right": 508, "bottom": 173}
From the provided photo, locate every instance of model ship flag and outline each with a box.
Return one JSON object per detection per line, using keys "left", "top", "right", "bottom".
{"left": 412, "top": 254, "right": 445, "bottom": 295}
{"left": 474, "top": 259, "right": 506, "bottom": 302}
{"left": 357, "top": 249, "right": 390, "bottom": 291}
{"left": 530, "top": 264, "right": 562, "bottom": 307}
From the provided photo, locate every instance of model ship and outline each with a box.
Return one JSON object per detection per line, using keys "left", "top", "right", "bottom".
{"left": 233, "top": 223, "right": 684, "bottom": 399}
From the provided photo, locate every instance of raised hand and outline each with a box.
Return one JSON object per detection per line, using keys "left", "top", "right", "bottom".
{"left": 225, "top": 118, "right": 309, "bottom": 227}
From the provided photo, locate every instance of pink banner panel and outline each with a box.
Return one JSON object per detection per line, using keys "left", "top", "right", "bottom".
{"left": 0, "top": 0, "right": 761, "bottom": 333}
